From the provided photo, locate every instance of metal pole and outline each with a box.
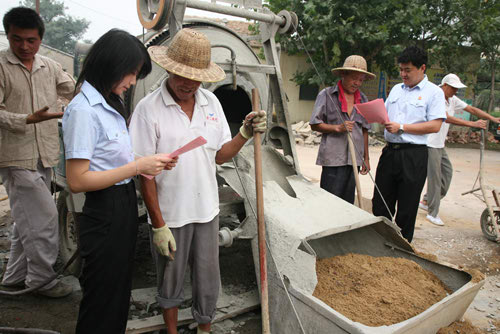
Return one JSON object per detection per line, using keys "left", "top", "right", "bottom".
{"left": 252, "top": 89, "right": 271, "bottom": 334}
{"left": 177, "top": 0, "right": 286, "bottom": 26}
{"left": 36, "top": 0, "right": 40, "bottom": 14}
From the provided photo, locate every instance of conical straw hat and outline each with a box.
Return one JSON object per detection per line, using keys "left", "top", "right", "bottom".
{"left": 331, "top": 55, "right": 376, "bottom": 80}
{"left": 148, "top": 28, "right": 226, "bottom": 83}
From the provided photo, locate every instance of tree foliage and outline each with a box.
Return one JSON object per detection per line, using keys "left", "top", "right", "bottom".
{"left": 265, "top": 0, "right": 500, "bottom": 91}
{"left": 463, "top": 0, "right": 500, "bottom": 112}
{"left": 22, "top": 0, "right": 89, "bottom": 55}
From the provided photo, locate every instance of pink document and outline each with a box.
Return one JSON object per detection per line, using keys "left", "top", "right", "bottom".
{"left": 354, "top": 98, "right": 390, "bottom": 124}
{"left": 167, "top": 136, "right": 207, "bottom": 158}
{"left": 141, "top": 136, "right": 207, "bottom": 179}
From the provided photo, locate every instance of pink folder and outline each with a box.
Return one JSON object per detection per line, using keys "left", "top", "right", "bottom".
{"left": 141, "top": 136, "right": 207, "bottom": 179}
{"left": 354, "top": 98, "right": 390, "bottom": 124}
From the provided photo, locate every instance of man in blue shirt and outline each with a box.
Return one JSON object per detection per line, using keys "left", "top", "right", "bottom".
{"left": 371, "top": 46, "right": 446, "bottom": 242}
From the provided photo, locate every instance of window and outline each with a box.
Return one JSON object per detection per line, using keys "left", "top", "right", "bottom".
{"left": 299, "top": 84, "right": 319, "bottom": 101}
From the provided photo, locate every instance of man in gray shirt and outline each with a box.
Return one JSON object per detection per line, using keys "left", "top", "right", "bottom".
{"left": 309, "top": 55, "right": 374, "bottom": 204}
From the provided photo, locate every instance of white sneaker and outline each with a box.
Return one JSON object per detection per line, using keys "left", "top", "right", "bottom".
{"left": 426, "top": 215, "right": 444, "bottom": 226}
{"left": 419, "top": 201, "right": 428, "bottom": 211}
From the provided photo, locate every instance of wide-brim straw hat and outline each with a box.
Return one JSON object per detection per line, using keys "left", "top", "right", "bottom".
{"left": 331, "top": 55, "right": 376, "bottom": 80}
{"left": 148, "top": 28, "right": 226, "bottom": 83}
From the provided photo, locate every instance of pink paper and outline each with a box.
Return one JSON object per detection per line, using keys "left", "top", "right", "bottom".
{"left": 140, "top": 136, "right": 207, "bottom": 179}
{"left": 167, "top": 136, "right": 207, "bottom": 158}
{"left": 354, "top": 98, "right": 390, "bottom": 124}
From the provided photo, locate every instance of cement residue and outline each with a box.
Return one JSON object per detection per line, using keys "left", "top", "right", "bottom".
{"left": 467, "top": 268, "right": 486, "bottom": 283}
{"left": 414, "top": 250, "right": 438, "bottom": 262}
{"left": 313, "top": 253, "right": 451, "bottom": 327}
{"left": 436, "top": 319, "right": 485, "bottom": 334}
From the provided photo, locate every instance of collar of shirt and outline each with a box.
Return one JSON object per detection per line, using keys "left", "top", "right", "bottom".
{"left": 326, "top": 84, "right": 366, "bottom": 120}
{"left": 328, "top": 84, "right": 340, "bottom": 95}
{"left": 6, "top": 48, "right": 45, "bottom": 72}
{"left": 400, "top": 74, "right": 429, "bottom": 91}
{"left": 160, "top": 79, "right": 209, "bottom": 109}
{"left": 80, "top": 80, "right": 123, "bottom": 117}
{"left": 327, "top": 84, "right": 364, "bottom": 103}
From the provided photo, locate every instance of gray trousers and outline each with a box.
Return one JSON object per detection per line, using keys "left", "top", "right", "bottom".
{"left": 423, "top": 147, "right": 453, "bottom": 218}
{"left": 0, "top": 162, "right": 59, "bottom": 289}
{"left": 151, "top": 216, "right": 220, "bottom": 325}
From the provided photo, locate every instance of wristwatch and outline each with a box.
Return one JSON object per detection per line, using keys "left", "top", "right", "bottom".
{"left": 398, "top": 123, "right": 405, "bottom": 134}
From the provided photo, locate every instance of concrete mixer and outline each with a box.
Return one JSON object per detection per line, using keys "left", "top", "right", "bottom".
{"left": 52, "top": 0, "right": 485, "bottom": 332}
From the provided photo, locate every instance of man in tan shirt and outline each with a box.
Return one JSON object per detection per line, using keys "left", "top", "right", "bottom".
{"left": 0, "top": 7, "right": 75, "bottom": 297}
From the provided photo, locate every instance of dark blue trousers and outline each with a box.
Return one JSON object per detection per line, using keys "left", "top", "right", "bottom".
{"left": 372, "top": 144, "right": 428, "bottom": 243}
{"left": 76, "top": 181, "right": 138, "bottom": 334}
{"left": 320, "top": 165, "right": 357, "bottom": 204}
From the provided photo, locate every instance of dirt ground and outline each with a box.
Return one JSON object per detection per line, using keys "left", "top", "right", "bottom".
{"left": 0, "top": 144, "right": 499, "bottom": 333}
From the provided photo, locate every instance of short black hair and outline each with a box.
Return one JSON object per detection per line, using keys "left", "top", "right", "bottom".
{"left": 397, "top": 46, "right": 427, "bottom": 69}
{"left": 3, "top": 7, "right": 45, "bottom": 39}
{"left": 76, "top": 29, "right": 152, "bottom": 120}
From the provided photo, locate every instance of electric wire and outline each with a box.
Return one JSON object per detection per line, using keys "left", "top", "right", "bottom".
{"left": 226, "top": 12, "right": 402, "bottom": 332}
{"left": 231, "top": 157, "right": 307, "bottom": 334}
{"left": 65, "top": 0, "right": 138, "bottom": 26}
{"left": 0, "top": 245, "right": 80, "bottom": 296}
{"left": 288, "top": 19, "right": 395, "bottom": 222}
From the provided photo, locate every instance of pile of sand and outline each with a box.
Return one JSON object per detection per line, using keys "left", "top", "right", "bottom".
{"left": 313, "top": 253, "right": 451, "bottom": 327}
{"left": 437, "top": 319, "right": 485, "bottom": 334}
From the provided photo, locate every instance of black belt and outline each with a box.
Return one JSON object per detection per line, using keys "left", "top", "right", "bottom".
{"left": 386, "top": 142, "right": 426, "bottom": 150}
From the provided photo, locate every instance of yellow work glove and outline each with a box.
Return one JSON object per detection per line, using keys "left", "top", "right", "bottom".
{"left": 152, "top": 225, "right": 176, "bottom": 259}
{"left": 239, "top": 110, "right": 267, "bottom": 139}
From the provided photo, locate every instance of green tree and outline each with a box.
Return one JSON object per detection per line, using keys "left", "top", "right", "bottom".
{"left": 265, "top": 0, "right": 444, "bottom": 86}
{"left": 465, "top": 0, "right": 500, "bottom": 112}
{"left": 22, "top": 0, "right": 89, "bottom": 55}
{"left": 265, "top": 0, "right": 496, "bottom": 90}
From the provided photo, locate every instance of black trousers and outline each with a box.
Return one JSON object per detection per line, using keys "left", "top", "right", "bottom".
{"left": 76, "top": 182, "right": 138, "bottom": 334}
{"left": 320, "top": 165, "right": 357, "bottom": 204}
{"left": 372, "top": 144, "right": 428, "bottom": 243}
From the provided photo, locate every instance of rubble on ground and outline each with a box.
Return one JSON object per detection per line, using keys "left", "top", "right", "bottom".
{"left": 447, "top": 130, "right": 499, "bottom": 144}
{"left": 292, "top": 122, "right": 500, "bottom": 147}
{"left": 292, "top": 121, "right": 385, "bottom": 147}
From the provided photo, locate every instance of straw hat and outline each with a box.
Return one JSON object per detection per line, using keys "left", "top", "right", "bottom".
{"left": 331, "top": 55, "right": 376, "bottom": 80}
{"left": 148, "top": 28, "right": 226, "bottom": 83}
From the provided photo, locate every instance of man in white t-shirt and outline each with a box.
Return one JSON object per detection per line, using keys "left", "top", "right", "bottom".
{"left": 129, "top": 29, "right": 265, "bottom": 334}
{"left": 419, "top": 73, "right": 500, "bottom": 226}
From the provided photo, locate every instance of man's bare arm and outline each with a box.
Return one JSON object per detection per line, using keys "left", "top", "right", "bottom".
{"left": 463, "top": 105, "right": 500, "bottom": 123}
{"left": 140, "top": 176, "right": 166, "bottom": 228}
{"left": 311, "top": 122, "right": 353, "bottom": 133}
{"left": 215, "top": 133, "right": 248, "bottom": 165}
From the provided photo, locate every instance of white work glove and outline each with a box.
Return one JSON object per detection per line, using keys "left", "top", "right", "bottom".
{"left": 152, "top": 225, "right": 176, "bottom": 259}
{"left": 197, "top": 328, "right": 210, "bottom": 334}
{"left": 239, "top": 110, "right": 267, "bottom": 139}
